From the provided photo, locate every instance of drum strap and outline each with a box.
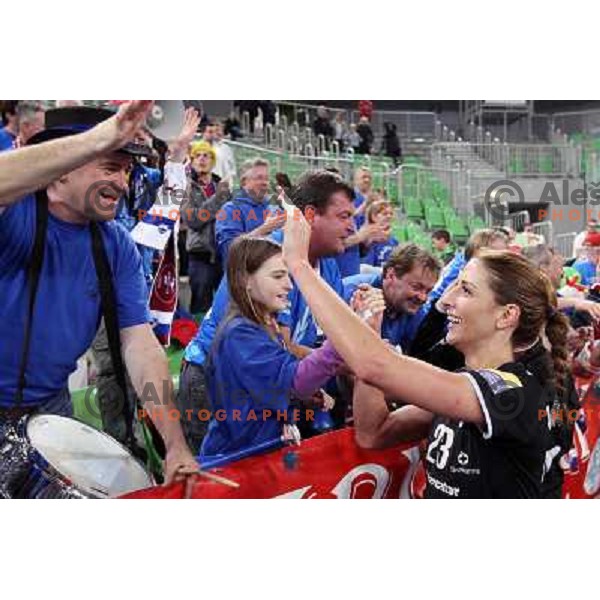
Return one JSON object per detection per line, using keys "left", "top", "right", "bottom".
{"left": 16, "top": 191, "right": 49, "bottom": 407}
{"left": 89, "top": 222, "right": 166, "bottom": 465}
{"left": 89, "top": 222, "right": 135, "bottom": 445}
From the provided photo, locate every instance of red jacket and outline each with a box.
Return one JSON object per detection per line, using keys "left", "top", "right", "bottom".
{"left": 358, "top": 100, "right": 373, "bottom": 120}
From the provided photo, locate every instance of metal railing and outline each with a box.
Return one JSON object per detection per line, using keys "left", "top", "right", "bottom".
{"left": 241, "top": 111, "right": 251, "bottom": 137}
{"left": 583, "top": 151, "right": 600, "bottom": 182}
{"left": 224, "top": 140, "right": 371, "bottom": 187}
{"left": 502, "top": 144, "right": 581, "bottom": 177}
{"left": 269, "top": 102, "right": 440, "bottom": 160}
{"left": 458, "top": 115, "right": 552, "bottom": 143}
{"left": 225, "top": 137, "right": 404, "bottom": 201}
{"left": 240, "top": 109, "right": 266, "bottom": 140}
{"left": 552, "top": 109, "right": 600, "bottom": 137}
{"left": 432, "top": 141, "right": 582, "bottom": 177}
{"left": 224, "top": 140, "right": 285, "bottom": 175}
{"left": 555, "top": 232, "right": 577, "bottom": 258}
{"left": 264, "top": 123, "right": 276, "bottom": 147}
{"left": 396, "top": 163, "right": 470, "bottom": 215}
{"left": 506, "top": 210, "right": 531, "bottom": 232}
{"left": 350, "top": 109, "right": 437, "bottom": 142}
{"left": 274, "top": 101, "right": 348, "bottom": 128}
{"left": 531, "top": 220, "right": 554, "bottom": 244}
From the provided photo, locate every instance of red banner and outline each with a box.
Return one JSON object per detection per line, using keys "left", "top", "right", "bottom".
{"left": 122, "top": 428, "right": 421, "bottom": 499}
{"left": 149, "top": 233, "right": 177, "bottom": 346}
{"left": 122, "top": 376, "right": 600, "bottom": 499}
{"left": 562, "top": 375, "right": 600, "bottom": 499}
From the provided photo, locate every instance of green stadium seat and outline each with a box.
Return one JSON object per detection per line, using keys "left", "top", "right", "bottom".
{"left": 538, "top": 154, "right": 553, "bottom": 174}
{"left": 424, "top": 204, "right": 446, "bottom": 230}
{"left": 410, "top": 232, "right": 433, "bottom": 251}
{"left": 391, "top": 222, "right": 407, "bottom": 242}
{"left": 509, "top": 157, "right": 525, "bottom": 175}
{"left": 405, "top": 197, "right": 424, "bottom": 220}
{"left": 447, "top": 216, "right": 470, "bottom": 243}
{"left": 441, "top": 205, "right": 457, "bottom": 222}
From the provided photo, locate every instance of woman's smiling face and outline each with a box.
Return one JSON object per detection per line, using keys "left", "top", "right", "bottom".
{"left": 440, "top": 259, "right": 512, "bottom": 353}
{"left": 246, "top": 254, "right": 293, "bottom": 316}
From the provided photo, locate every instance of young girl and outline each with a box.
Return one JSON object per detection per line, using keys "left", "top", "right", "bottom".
{"left": 199, "top": 236, "right": 340, "bottom": 465}
{"left": 282, "top": 209, "right": 570, "bottom": 498}
{"left": 361, "top": 200, "right": 398, "bottom": 269}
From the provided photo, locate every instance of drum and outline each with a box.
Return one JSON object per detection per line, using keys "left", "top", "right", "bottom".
{"left": 0, "top": 414, "right": 154, "bottom": 499}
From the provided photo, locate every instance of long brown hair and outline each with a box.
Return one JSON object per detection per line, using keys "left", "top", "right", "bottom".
{"left": 226, "top": 235, "right": 283, "bottom": 325}
{"left": 477, "top": 250, "right": 569, "bottom": 394}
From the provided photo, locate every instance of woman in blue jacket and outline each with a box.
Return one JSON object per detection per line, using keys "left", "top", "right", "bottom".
{"left": 199, "top": 236, "right": 341, "bottom": 465}
{"left": 361, "top": 200, "right": 399, "bottom": 269}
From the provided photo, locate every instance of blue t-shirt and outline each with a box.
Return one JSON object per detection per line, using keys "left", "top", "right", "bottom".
{"left": 0, "top": 127, "right": 16, "bottom": 153}
{"left": 362, "top": 237, "right": 399, "bottom": 268}
{"left": 215, "top": 191, "right": 280, "bottom": 263}
{"left": 353, "top": 189, "right": 366, "bottom": 229}
{"left": 184, "top": 230, "right": 345, "bottom": 366}
{"left": 335, "top": 244, "right": 361, "bottom": 278}
{"left": 335, "top": 190, "right": 370, "bottom": 278}
{"left": 0, "top": 195, "right": 151, "bottom": 407}
{"left": 200, "top": 315, "right": 299, "bottom": 461}
{"left": 343, "top": 272, "right": 424, "bottom": 352}
{"left": 287, "top": 253, "right": 344, "bottom": 347}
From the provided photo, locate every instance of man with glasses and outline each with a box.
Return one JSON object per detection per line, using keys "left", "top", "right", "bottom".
{"left": 215, "top": 157, "right": 285, "bottom": 263}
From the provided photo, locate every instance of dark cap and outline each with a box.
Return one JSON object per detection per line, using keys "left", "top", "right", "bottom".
{"left": 27, "top": 105, "right": 152, "bottom": 156}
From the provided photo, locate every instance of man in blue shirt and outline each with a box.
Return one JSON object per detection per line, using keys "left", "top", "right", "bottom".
{"left": 352, "top": 165, "right": 372, "bottom": 229}
{"left": 0, "top": 101, "right": 45, "bottom": 152}
{"left": 15, "top": 101, "right": 45, "bottom": 146}
{"left": 0, "top": 102, "right": 198, "bottom": 491}
{"left": 179, "top": 170, "right": 355, "bottom": 450}
{"left": 343, "top": 243, "right": 441, "bottom": 353}
{"left": 215, "top": 158, "right": 286, "bottom": 263}
{"left": 335, "top": 166, "right": 388, "bottom": 277}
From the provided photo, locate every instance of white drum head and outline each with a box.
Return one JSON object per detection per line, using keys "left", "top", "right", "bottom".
{"left": 27, "top": 415, "right": 154, "bottom": 498}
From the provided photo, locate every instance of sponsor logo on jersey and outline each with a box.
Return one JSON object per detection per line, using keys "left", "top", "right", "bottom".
{"left": 449, "top": 466, "right": 481, "bottom": 476}
{"left": 426, "top": 472, "right": 460, "bottom": 497}
{"left": 477, "top": 369, "right": 522, "bottom": 395}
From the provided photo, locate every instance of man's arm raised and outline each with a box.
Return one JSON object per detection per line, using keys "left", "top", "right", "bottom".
{"left": 0, "top": 101, "right": 153, "bottom": 208}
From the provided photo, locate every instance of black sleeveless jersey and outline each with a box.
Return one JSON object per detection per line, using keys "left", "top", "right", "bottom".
{"left": 424, "top": 362, "right": 553, "bottom": 499}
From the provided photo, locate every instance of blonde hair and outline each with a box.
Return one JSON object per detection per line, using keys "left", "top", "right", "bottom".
{"left": 190, "top": 140, "right": 216, "bottom": 164}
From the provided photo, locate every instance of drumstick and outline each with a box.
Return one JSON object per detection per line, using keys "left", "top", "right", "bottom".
{"left": 174, "top": 464, "right": 239, "bottom": 489}
{"left": 195, "top": 469, "right": 240, "bottom": 488}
